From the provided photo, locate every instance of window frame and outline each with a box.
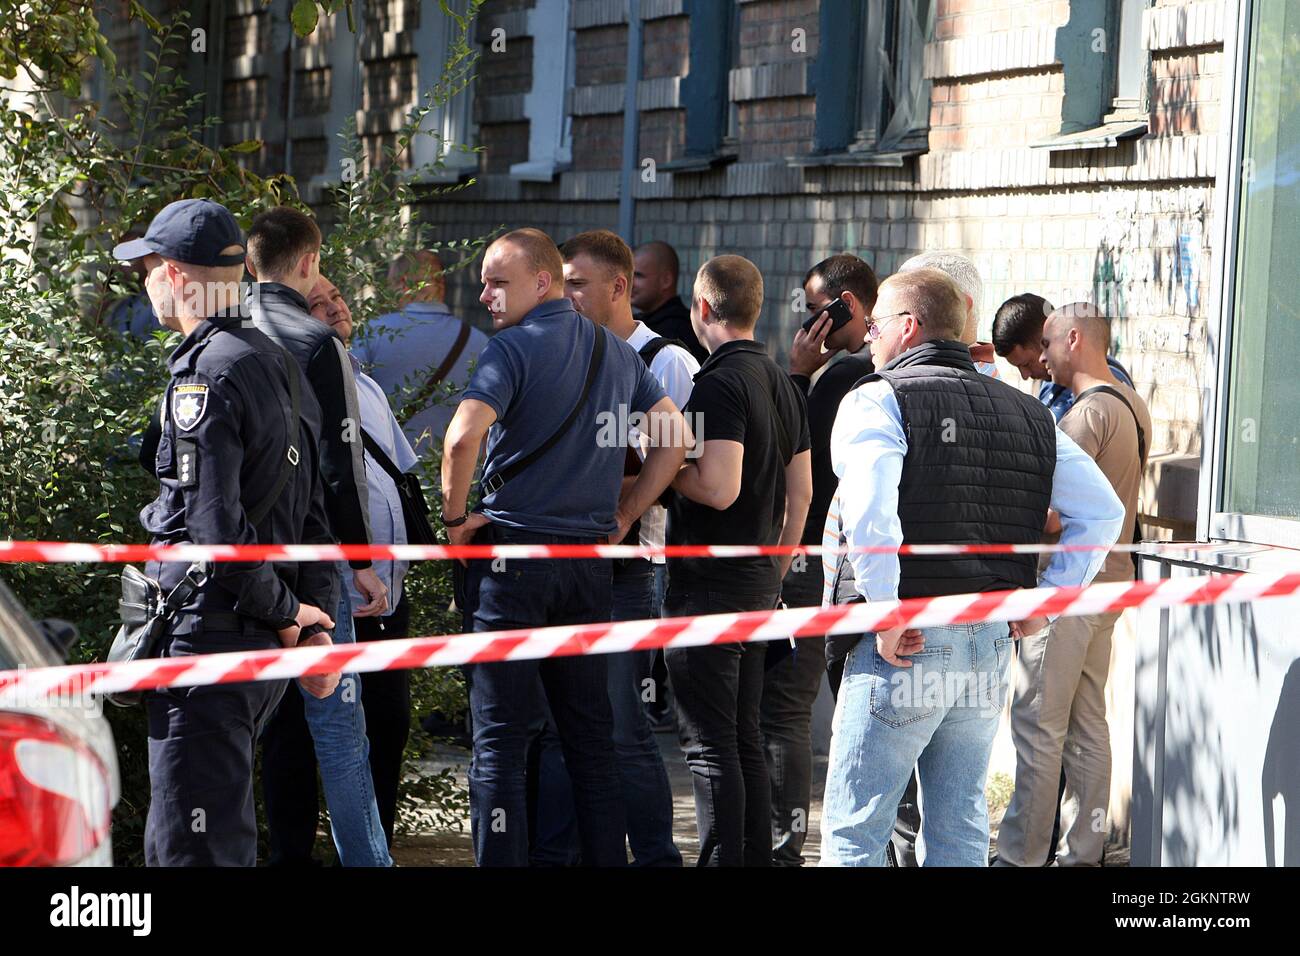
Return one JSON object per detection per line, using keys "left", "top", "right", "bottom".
{"left": 850, "top": 0, "right": 933, "bottom": 155}
{"left": 410, "top": 0, "right": 480, "bottom": 183}
{"left": 805, "top": 0, "right": 932, "bottom": 165}
{"left": 1108, "top": 0, "right": 1151, "bottom": 118}
{"left": 1203, "top": 0, "right": 1300, "bottom": 549}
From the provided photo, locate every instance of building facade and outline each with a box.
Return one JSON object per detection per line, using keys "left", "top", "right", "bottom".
{"left": 101, "top": 0, "right": 1229, "bottom": 540}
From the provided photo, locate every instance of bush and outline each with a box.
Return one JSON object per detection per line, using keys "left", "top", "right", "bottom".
{"left": 0, "top": 1, "right": 489, "bottom": 864}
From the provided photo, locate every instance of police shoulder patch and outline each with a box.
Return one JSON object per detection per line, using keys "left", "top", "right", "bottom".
{"left": 172, "top": 383, "right": 209, "bottom": 431}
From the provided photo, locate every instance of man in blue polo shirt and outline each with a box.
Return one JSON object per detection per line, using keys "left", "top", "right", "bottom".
{"left": 993, "top": 293, "right": 1133, "bottom": 421}
{"left": 440, "top": 227, "right": 689, "bottom": 867}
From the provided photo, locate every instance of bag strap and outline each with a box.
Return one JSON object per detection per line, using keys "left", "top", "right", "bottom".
{"left": 360, "top": 427, "right": 406, "bottom": 484}
{"left": 246, "top": 344, "right": 302, "bottom": 527}
{"left": 1072, "top": 384, "right": 1146, "bottom": 468}
{"left": 480, "top": 325, "right": 607, "bottom": 496}
{"left": 400, "top": 320, "right": 473, "bottom": 424}
{"left": 637, "top": 336, "right": 690, "bottom": 368}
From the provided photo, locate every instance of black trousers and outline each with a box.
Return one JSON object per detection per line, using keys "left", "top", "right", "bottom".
{"left": 145, "top": 623, "right": 286, "bottom": 867}
{"left": 664, "top": 585, "right": 777, "bottom": 867}
{"left": 355, "top": 596, "right": 411, "bottom": 848}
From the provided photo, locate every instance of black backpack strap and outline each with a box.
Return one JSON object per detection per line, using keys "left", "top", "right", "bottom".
{"left": 637, "top": 336, "right": 691, "bottom": 367}
{"left": 1072, "top": 384, "right": 1146, "bottom": 468}
{"left": 246, "top": 344, "right": 302, "bottom": 526}
{"left": 480, "top": 325, "right": 607, "bottom": 496}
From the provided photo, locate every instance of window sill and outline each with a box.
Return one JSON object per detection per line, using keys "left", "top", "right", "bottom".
{"left": 789, "top": 148, "right": 925, "bottom": 169}
{"left": 659, "top": 151, "right": 738, "bottom": 174}
{"left": 509, "top": 159, "right": 572, "bottom": 183}
{"left": 1030, "top": 119, "right": 1148, "bottom": 152}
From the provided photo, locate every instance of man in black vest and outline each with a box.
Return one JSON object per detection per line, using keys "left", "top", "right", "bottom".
{"left": 819, "top": 269, "right": 1124, "bottom": 867}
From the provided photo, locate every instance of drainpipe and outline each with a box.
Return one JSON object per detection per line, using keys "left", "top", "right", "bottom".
{"left": 617, "top": 0, "right": 642, "bottom": 243}
{"left": 283, "top": 20, "right": 297, "bottom": 176}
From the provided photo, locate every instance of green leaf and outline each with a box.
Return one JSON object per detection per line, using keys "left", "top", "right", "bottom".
{"left": 227, "top": 140, "right": 263, "bottom": 154}
{"left": 290, "top": 0, "right": 320, "bottom": 37}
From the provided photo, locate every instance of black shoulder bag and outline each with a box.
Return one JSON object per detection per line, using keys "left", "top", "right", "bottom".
{"left": 361, "top": 428, "right": 437, "bottom": 546}
{"left": 107, "top": 345, "right": 303, "bottom": 706}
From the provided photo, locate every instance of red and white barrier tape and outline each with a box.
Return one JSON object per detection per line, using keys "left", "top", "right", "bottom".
{"left": 0, "top": 538, "right": 1260, "bottom": 564}
{"left": 1, "top": 570, "right": 1296, "bottom": 703}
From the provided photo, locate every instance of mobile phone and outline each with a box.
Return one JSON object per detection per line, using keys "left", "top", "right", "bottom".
{"left": 801, "top": 297, "right": 852, "bottom": 335}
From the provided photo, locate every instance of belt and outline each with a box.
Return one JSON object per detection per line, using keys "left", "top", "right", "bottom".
{"left": 170, "top": 611, "right": 278, "bottom": 638}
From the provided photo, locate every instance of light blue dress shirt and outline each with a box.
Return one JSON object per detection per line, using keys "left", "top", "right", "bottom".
{"left": 342, "top": 355, "right": 421, "bottom": 615}
{"left": 353, "top": 302, "right": 489, "bottom": 457}
{"left": 828, "top": 377, "right": 1125, "bottom": 615}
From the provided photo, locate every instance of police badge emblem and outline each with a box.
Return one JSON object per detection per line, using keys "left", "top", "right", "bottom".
{"left": 172, "top": 383, "right": 209, "bottom": 431}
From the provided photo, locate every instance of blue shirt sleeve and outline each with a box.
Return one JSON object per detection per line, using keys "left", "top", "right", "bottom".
{"left": 461, "top": 336, "right": 519, "bottom": 421}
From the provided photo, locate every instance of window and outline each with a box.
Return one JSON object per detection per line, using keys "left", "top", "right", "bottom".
{"left": 1036, "top": 0, "right": 1148, "bottom": 148}
{"left": 1110, "top": 0, "right": 1149, "bottom": 115}
{"left": 510, "top": 0, "right": 574, "bottom": 181}
{"left": 808, "top": 0, "right": 932, "bottom": 161}
{"left": 411, "top": 0, "right": 478, "bottom": 180}
{"left": 850, "top": 0, "right": 933, "bottom": 154}
{"left": 671, "top": 0, "right": 737, "bottom": 167}
{"left": 1216, "top": 0, "right": 1300, "bottom": 538}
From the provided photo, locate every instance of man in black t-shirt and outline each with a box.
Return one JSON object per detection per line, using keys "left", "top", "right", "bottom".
{"left": 762, "top": 253, "right": 878, "bottom": 865}
{"left": 665, "top": 255, "right": 813, "bottom": 867}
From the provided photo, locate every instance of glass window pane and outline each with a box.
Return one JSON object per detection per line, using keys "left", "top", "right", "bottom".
{"left": 1223, "top": 1, "right": 1300, "bottom": 518}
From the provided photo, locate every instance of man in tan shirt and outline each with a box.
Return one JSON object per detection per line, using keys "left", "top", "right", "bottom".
{"left": 997, "top": 302, "right": 1152, "bottom": 867}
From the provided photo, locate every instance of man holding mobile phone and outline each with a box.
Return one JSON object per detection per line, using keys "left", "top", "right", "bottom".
{"left": 762, "top": 254, "right": 878, "bottom": 865}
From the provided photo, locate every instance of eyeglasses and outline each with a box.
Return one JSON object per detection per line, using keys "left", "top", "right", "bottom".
{"left": 866, "top": 311, "right": 916, "bottom": 341}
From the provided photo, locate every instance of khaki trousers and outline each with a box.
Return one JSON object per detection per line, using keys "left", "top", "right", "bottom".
{"left": 997, "top": 611, "right": 1119, "bottom": 867}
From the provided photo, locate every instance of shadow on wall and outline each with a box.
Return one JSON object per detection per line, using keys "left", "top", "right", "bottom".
{"left": 1135, "top": 599, "right": 1261, "bottom": 865}
{"left": 1263, "top": 657, "right": 1300, "bottom": 867}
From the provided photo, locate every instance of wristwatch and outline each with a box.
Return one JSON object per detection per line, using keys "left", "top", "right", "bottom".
{"left": 442, "top": 511, "right": 469, "bottom": 528}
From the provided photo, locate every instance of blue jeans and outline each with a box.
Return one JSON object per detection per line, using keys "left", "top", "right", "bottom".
{"left": 298, "top": 588, "right": 392, "bottom": 867}
{"left": 608, "top": 561, "right": 681, "bottom": 866}
{"left": 527, "top": 694, "right": 581, "bottom": 866}
{"left": 821, "top": 622, "right": 1014, "bottom": 867}
{"left": 460, "top": 526, "right": 626, "bottom": 867}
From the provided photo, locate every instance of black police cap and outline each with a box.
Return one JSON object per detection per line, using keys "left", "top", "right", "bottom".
{"left": 112, "top": 198, "right": 246, "bottom": 267}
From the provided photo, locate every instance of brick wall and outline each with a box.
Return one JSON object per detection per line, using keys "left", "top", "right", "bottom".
{"left": 421, "top": 0, "right": 1227, "bottom": 489}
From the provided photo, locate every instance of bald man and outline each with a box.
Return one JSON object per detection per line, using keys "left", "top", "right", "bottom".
{"left": 632, "top": 240, "right": 708, "bottom": 363}
{"left": 354, "top": 250, "right": 488, "bottom": 457}
{"left": 996, "top": 302, "right": 1151, "bottom": 868}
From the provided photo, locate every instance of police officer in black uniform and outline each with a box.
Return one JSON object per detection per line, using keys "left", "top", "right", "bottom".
{"left": 114, "top": 199, "right": 341, "bottom": 867}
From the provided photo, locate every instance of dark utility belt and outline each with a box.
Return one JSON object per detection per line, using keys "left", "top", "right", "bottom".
{"left": 169, "top": 611, "right": 280, "bottom": 638}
